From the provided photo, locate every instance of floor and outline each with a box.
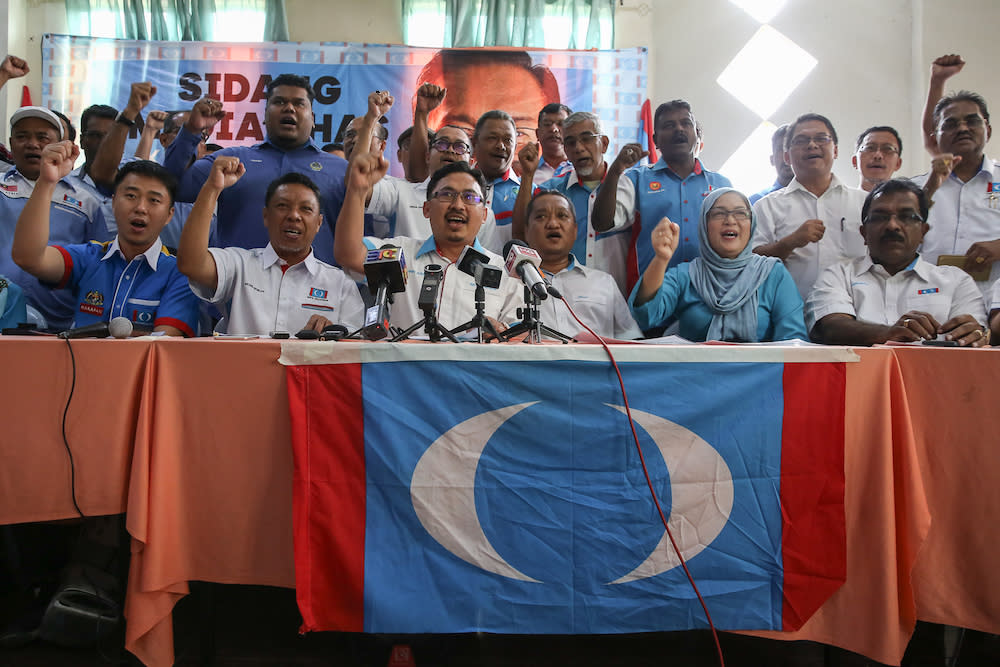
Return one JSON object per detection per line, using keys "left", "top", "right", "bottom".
{"left": 3, "top": 582, "right": 1000, "bottom": 666}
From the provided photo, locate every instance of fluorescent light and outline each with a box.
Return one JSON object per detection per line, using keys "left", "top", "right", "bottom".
{"left": 728, "top": 0, "right": 788, "bottom": 24}
{"left": 719, "top": 121, "right": 780, "bottom": 196}
{"left": 716, "top": 25, "right": 817, "bottom": 119}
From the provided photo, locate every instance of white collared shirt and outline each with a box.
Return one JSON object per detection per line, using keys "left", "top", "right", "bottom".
{"left": 366, "top": 175, "right": 501, "bottom": 250}
{"left": 190, "top": 243, "right": 365, "bottom": 335}
{"left": 540, "top": 256, "right": 642, "bottom": 340}
{"left": 911, "top": 155, "right": 1000, "bottom": 295}
{"left": 360, "top": 235, "right": 523, "bottom": 332}
{"left": 805, "top": 254, "right": 986, "bottom": 332}
{"left": 753, "top": 174, "right": 868, "bottom": 300}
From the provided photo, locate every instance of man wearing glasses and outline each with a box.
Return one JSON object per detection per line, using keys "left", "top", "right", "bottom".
{"left": 913, "top": 87, "right": 1000, "bottom": 296}
{"left": 512, "top": 111, "right": 631, "bottom": 295}
{"left": 336, "top": 156, "right": 521, "bottom": 332}
{"left": 355, "top": 89, "right": 500, "bottom": 248}
{"left": 752, "top": 113, "right": 867, "bottom": 299}
{"left": 806, "top": 179, "right": 987, "bottom": 346}
{"left": 852, "top": 126, "right": 904, "bottom": 192}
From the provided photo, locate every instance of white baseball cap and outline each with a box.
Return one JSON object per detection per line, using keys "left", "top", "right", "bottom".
{"left": 10, "top": 106, "right": 64, "bottom": 140}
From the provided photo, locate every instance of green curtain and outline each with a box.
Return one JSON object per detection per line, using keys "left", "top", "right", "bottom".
{"left": 65, "top": 0, "right": 289, "bottom": 41}
{"left": 404, "top": 0, "right": 614, "bottom": 49}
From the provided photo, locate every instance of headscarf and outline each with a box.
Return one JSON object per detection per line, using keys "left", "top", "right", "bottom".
{"left": 688, "top": 187, "right": 779, "bottom": 342}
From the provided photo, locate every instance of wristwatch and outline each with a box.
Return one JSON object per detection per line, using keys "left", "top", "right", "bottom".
{"left": 115, "top": 111, "right": 136, "bottom": 127}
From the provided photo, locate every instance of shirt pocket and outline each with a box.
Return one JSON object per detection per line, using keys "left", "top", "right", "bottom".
{"left": 126, "top": 297, "right": 159, "bottom": 327}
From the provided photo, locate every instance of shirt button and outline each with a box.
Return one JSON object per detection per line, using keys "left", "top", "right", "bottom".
{"left": 684, "top": 237, "right": 689, "bottom": 242}
{"left": 684, "top": 200, "right": 688, "bottom": 204}
{"left": 684, "top": 218, "right": 688, "bottom": 222}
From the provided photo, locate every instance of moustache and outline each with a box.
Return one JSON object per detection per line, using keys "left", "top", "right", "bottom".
{"left": 880, "top": 232, "right": 905, "bottom": 243}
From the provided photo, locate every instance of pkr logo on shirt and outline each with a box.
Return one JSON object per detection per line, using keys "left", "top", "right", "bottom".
{"left": 308, "top": 287, "right": 328, "bottom": 300}
{"left": 63, "top": 194, "right": 83, "bottom": 207}
{"left": 917, "top": 288, "right": 940, "bottom": 295}
{"left": 0, "top": 183, "right": 16, "bottom": 193}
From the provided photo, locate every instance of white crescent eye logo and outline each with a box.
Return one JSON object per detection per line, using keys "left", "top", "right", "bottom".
{"left": 409, "top": 402, "right": 734, "bottom": 584}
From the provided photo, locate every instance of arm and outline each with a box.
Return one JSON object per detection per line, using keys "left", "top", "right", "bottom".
{"left": 812, "top": 312, "right": 925, "bottom": 346}
{"left": 162, "top": 96, "right": 225, "bottom": 182}
{"left": 0, "top": 55, "right": 29, "bottom": 90}
{"left": 632, "top": 217, "right": 678, "bottom": 306}
{"left": 753, "top": 219, "right": 825, "bottom": 260}
{"left": 408, "top": 83, "right": 445, "bottom": 183}
{"left": 591, "top": 143, "right": 646, "bottom": 233}
{"left": 922, "top": 54, "right": 965, "bottom": 155}
{"left": 334, "top": 151, "right": 390, "bottom": 274}
{"left": 90, "top": 81, "right": 156, "bottom": 189}
{"left": 151, "top": 269, "right": 201, "bottom": 337}
{"left": 11, "top": 142, "right": 79, "bottom": 284}
{"left": 764, "top": 265, "right": 808, "bottom": 341}
{"left": 353, "top": 90, "right": 394, "bottom": 205}
{"left": 134, "top": 110, "right": 166, "bottom": 160}
{"left": 176, "top": 156, "right": 245, "bottom": 291}
{"left": 510, "top": 141, "right": 540, "bottom": 241}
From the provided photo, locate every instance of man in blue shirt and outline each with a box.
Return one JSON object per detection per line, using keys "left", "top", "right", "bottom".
{"left": 164, "top": 73, "right": 347, "bottom": 264}
{"left": 592, "top": 100, "right": 732, "bottom": 292}
{"left": 0, "top": 106, "right": 108, "bottom": 330}
{"left": 470, "top": 109, "right": 524, "bottom": 252}
{"left": 12, "top": 143, "right": 199, "bottom": 336}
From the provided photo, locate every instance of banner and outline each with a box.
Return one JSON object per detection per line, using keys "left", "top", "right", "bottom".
{"left": 42, "top": 35, "right": 648, "bottom": 178}
{"left": 283, "top": 344, "right": 847, "bottom": 635}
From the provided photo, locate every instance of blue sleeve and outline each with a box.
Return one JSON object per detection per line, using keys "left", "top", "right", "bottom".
{"left": 154, "top": 265, "right": 202, "bottom": 337}
{"left": 0, "top": 278, "right": 27, "bottom": 329}
{"left": 762, "top": 264, "right": 808, "bottom": 341}
{"left": 163, "top": 127, "right": 215, "bottom": 203}
{"left": 57, "top": 242, "right": 101, "bottom": 290}
{"left": 628, "top": 266, "right": 688, "bottom": 331}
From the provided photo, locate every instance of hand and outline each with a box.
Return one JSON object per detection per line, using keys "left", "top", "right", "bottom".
{"left": 346, "top": 151, "right": 389, "bottom": 193}
{"left": 367, "top": 90, "right": 394, "bottom": 119}
{"left": 517, "top": 141, "right": 540, "bottom": 176}
{"left": 144, "top": 110, "right": 167, "bottom": 133}
{"left": 930, "top": 54, "right": 965, "bottom": 82}
{"left": 303, "top": 314, "right": 333, "bottom": 332}
{"left": 186, "top": 97, "right": 226, "bottom": 134}
{"left": 0, "top": 55, "right": 29, "bottom": 80}
{"left": 125, "top": 81, "right": 156, "bottom": 116}
{"left": 207, "top": 156, "right": 245, "bottom": 190}
{"left": 610, "top": 143, "right": 648, "bottom": 175}
{"left": 788, "top": 219, "right": 825, "bottom": 248}
{"left": 939, "top": 314, "right": 989, "bottom": 347}
{"left": 893, "top": 311, "right": 940, "bottom": 341}
{"left": 651, "top": 217, "right": 680, "bottom": 263}
{"left": 39, "top": 141, "right": 80, "bottom": 184}
{"left": 963, "top": 239, "right": 1000, "bottom": 272}
{"left": 415, "top": 83, "right": 446, "bottom": 115}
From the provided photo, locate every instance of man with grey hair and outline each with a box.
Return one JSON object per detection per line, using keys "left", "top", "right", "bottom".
{"left": 512, "top": 110, "right": 630, "bottom": 293}
{"left": 471, "top": 108, "right": 521, "bottom": 251}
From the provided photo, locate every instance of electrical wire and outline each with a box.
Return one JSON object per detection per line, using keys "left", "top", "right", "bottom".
{"left": 557, "top": 296, "right": 725, "bottom": 667}
{"left": 61, "top": 337, "right": 85, "bottom": 518}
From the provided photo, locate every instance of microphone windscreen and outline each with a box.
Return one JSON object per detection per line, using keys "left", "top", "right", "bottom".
{"left": 109, "top": 317, "right": 133, "bottom": 339}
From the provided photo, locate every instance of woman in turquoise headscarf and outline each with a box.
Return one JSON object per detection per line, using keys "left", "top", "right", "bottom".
{"left": 628, "top": 187, "right": 807, "bottom": 342}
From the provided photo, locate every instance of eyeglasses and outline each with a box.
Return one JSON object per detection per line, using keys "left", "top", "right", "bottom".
{"left": 431, "top": 139, "right": 471, "bottom": 156}
{"left": 789, "top": 134, "right": 833, "bottom": 148}
{"left": 562, "top": 132, "right": 603, "bottom": 149}
{"left": 864, "top": 211, "right": 924, "bottom": 226}
{"left": 858, "top": 143, "right": 899, "bottom": 156}
{"left": 430, "top": 189, "right": 484, "bottom": 206}
{"left": 707, "top": 208, "right": 750, "bottom": 223}
{"left": 939, "top": 115, "right": 986, "bottom": 132}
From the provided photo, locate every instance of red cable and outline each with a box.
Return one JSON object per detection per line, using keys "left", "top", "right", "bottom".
{"left": 556, "top": 296, "right": 725, "bottom": 667}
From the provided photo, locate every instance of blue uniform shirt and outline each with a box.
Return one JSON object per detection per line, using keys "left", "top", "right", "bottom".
{"left": 624, "top": 158, "right": 731, "bottom": 287}
{"left": 485, "top": 170, "right": 525, "bottom": 250}
{"left": 0, "top": 168, "right": 107, "bottom": 330}
{"left": 165, "top": 127, "right": 348, "bottom": 264}
{"left": 54, "top": 237, "right": 200, "bottom": 337}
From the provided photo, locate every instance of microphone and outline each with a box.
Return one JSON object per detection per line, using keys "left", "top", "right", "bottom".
{"left": 58, "top": 316, "right": 133, "bottom": 339}
{"left": 362, "top": 244, "right": 408, "bottom": 340}
{"left": 417, "top": 264, "right": 443, "bottom": 316}
{"left": 503, "top": 240, "right": 549, "bottom": 300}
{"left": 456, "top": 246, "right": 501, "bottom": 289}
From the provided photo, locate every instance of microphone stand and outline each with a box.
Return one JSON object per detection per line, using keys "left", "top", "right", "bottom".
{"left": 391, "top": 305, "right": 459, "bottom": 343}
{"left": 450, "top": 282, "right": 502, "bottom": 343}
{"left": 499, "top": 286, "right": 572, "bottom": 344}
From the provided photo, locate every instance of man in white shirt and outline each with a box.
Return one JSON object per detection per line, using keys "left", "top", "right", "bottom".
{"left": 753, "top": 113, "right": 868, "bottom": 300}
{"left": 852, "top": 126, "right": 903, "bottom": 192}
{"left": 807, "top": 179, "right": 987, "bottom": 346}
{"left": 336, "top": 156, "right": 521, "bottom": 333}
{"left": 177, "top": 159, "right": 364, "bottom": 335}
{"left": 523, "top": 190, "right": 641, "bottom": 340}
{"left": 911, "top": 89, "right": 1000, "bottom": 296}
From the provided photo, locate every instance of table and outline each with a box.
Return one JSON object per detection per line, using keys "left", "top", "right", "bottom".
{"left": 2, "top": 337, "right": 998, "bottom": 666}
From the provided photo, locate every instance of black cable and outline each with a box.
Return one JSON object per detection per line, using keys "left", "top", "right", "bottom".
{"left": 61, "top": 337, "right": 84, "bottom": 517}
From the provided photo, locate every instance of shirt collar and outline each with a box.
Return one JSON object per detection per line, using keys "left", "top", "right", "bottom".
{"left": 415, "top": 236, "right": 487, "bottom": 259}
{"left": 260, "top": 136, "right": 322, "bottom": 153}
{"left": 785, "top": 172, "right": 847, "bottom": 196}
{"left": 566, "top": 162, "right": 608, "bottom": 189}
{"left": 540, "top": 253, "right": 584, "bottom": 278}
{"left": 259, "top": 242, "right": 320, "bottom": 274}
{"left": 861, "top": 253, "right": 927, "bottom": 278}
{"left": 102, "top": 236, "right": 165, "bottom": 270}
{"left": 650, "top": 156, "right": 705, "bottom": 178}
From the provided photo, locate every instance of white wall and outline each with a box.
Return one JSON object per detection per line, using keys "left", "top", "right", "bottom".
{"left": 7, "top": 0, "right": 1000, "bottom": 186}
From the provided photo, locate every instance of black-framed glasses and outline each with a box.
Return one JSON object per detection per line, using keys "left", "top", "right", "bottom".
{"left": 789, "top": 134, "right": 833, "bottom": 148}
{"left": 430, "top": 189, "right": 483, "bottom": 206}
{"left": 864, "top": 211, "right": 924, "bottom": 226}
{"left": 562, "top": 132, "right": 603, "bottom": 149}
{"left": 431, "top": 139, "right": 471, "bottom": 155}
